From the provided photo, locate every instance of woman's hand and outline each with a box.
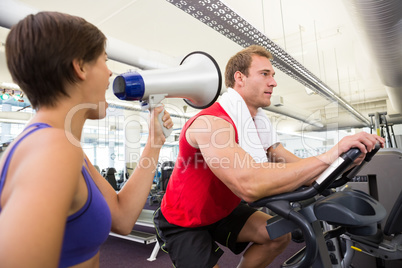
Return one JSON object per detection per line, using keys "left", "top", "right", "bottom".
{"left": 148, "top": 106, "right": 173, "bottom": 147}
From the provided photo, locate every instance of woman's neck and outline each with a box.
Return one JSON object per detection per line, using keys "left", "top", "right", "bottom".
{"left": 31, "top": 104, "right": 86, "bottom": 142}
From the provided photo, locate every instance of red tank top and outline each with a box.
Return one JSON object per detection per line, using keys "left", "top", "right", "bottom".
{"left": 161, "top": 103, "right": 241, "bottom": 227}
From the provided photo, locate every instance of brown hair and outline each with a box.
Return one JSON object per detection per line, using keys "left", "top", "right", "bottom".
{"left": 224, "top": 45, "right": 273, "bottom": 88}
{"left": 5, "top": 11, "right": 106, "bottom": 109}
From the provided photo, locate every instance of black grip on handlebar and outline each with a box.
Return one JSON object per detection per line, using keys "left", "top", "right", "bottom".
{"left": 364, "top": 142, "right": 381, "bottom": 162}
{"left": 312, "top": 148, "right": 362, "bottom": 193}
{"left": 328, "top": 143, "right": 381, "bottom": 189}
{"left": 343, "top": 147, "right": 363, "bottom": 160}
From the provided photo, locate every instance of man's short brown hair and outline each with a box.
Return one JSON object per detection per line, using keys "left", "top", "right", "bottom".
{"left": 224, "top": 45, "right": 273, "bottom": 89}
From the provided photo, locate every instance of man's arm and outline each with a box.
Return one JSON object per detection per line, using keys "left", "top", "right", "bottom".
{"left": 186, "top": 115, "right": 384, "bottom": 203}
{"left": 186, "top": 115, "right": 330, "bottom": 202}
{"left": 267, "top": 143, "right": 300, "bottom": 163}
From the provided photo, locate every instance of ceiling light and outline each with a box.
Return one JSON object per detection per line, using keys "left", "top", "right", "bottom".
{"left": 0, "top": 93, "right": 10, "bottom": 100}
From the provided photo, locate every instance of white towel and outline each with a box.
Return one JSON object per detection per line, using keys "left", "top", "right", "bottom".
{"left": 219, "top": 88, "right": 278, "bottom": 163}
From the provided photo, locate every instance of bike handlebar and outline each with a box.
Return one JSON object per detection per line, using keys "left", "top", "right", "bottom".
{"left": 249, "top": 144, "right": 381, "bottom": 268}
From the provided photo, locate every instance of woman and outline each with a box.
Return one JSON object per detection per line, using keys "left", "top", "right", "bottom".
{"left": 0, "top": 11, "right": 173, "bottom": 267}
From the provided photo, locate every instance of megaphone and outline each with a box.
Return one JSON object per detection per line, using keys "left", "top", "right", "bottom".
{"left": 113, "top": 51, "right": 222, "bottom": 137}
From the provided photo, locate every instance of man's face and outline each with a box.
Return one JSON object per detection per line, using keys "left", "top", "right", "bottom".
{"left": 237, "top": 55, "right": 277, "bottom": 110}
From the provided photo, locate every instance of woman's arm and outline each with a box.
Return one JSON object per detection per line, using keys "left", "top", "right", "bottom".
{"left": 0, "top": 129, "right": 84, "bottom": 268}
{"left": 91, "top": 106, "right": 173, "bottom": 234}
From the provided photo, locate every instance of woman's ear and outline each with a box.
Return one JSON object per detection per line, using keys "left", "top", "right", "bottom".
{"left": 72, "top": 59, "right": 86, "bottom": 81}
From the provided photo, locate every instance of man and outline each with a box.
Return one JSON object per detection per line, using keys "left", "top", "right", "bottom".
{"left": 154, "top": 45, "right": 384, "bottom": 268}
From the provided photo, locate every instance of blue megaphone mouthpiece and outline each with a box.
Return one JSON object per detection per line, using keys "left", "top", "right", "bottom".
{"left": 113, "top": 72, "right": 145, "bottom": 101}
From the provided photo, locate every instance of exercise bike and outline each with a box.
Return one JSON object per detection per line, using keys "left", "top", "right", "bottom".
{"left": 249, "top": 145, "right": 401, "bottom": 267}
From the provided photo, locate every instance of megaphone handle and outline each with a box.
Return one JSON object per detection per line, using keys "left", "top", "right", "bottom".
{"left": 157, "top": 106, "right": 173, "bottom": 138}
{"left": 143, "top": 95, "right": 172, "bottom": 138}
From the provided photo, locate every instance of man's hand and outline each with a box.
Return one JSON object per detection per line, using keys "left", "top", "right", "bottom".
{"left": 323, "top": 132, "right": 385, "bottom": 165}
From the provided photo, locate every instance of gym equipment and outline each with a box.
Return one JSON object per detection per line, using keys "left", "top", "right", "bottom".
{"left": 355, "top": 148, "right": 402, "bottom": 225}
{"left": 160, "top": 161, "right": 174, "bottom": 191}
{"left": 249, "top": 146, "right": 390, "bottom": 267}
{"left": 342, "top": 189, "right": 402, "bottom": 267}
{"left": 113, "top": 51, "right": 222, "bottom": 137}
{"left": 109, "top": 209, "right": 159, "bottom": 261}
{"left": 102, "top": 167, "right": 127, "bottom": 191}
{"left": 369, "top": 112, "right": 398, "bottom": 148}
{"left": 387, "top": 123, "right": 398, "bottom": 149}
{"left": 104, "top": 167, "right": 119, "bottom": 191}
{"left": 346, "top": 147, "right": 402, "bottom": 267}
{"left": 149, "top": 161, "right": 175, "bottom": 206}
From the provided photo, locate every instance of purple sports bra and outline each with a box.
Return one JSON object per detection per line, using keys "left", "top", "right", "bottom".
{"left": 0, "top": 123, "right": 112, "bottom": 267}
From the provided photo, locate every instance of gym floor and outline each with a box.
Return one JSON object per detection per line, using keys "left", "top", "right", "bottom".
{"left": 99, "top": 231, "right": 305, "bottom": 267}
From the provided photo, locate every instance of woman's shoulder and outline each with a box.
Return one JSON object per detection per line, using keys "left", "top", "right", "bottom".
{"left": 0, "top": 127, "right": 84, "bottom": 210}
{"left": 14, "top": 127, "right": 84, "bottom": 168}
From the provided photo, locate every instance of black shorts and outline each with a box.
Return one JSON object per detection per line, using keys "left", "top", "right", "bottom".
{"left": 153, "top": 202, "right": 258, "bottom": 268}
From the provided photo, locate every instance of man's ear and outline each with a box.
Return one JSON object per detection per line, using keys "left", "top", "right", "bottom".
{"left": 72, "top": 59, "right": 86, "bottom": 80}
{"left": 234, "top": 71, "right": 244, "bottom": 86}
